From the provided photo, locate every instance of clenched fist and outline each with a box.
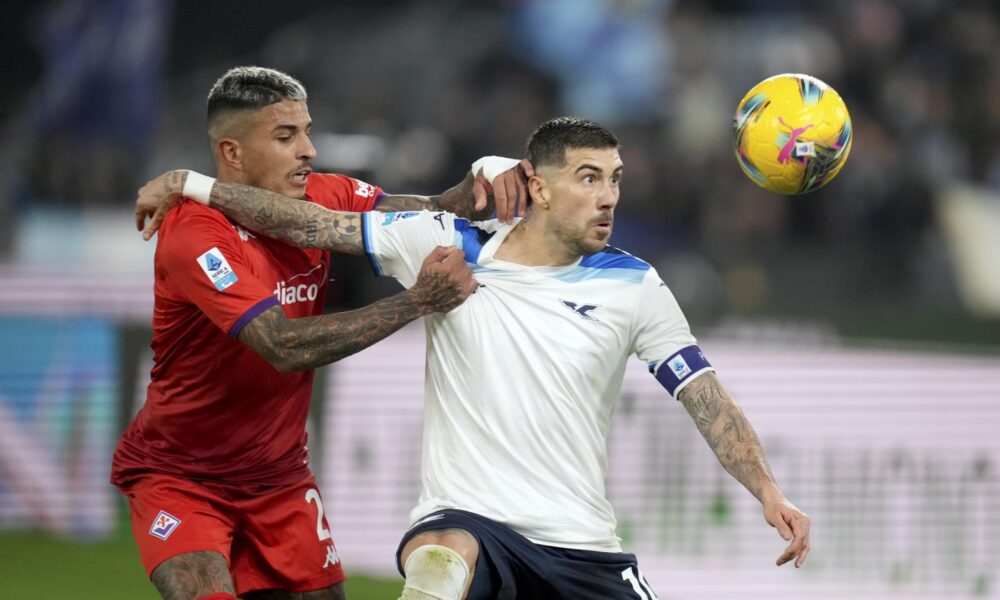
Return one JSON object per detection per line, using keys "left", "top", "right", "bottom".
{"left": 410, "top": 246, "right": 478, "bottom": 314}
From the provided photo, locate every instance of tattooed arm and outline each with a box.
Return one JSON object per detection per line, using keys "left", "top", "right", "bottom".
{"left": 240, "top": 246, "right": 475, "bottom": 372}
{"left": 678, "top": 373, "right": 777, "bottom": 500}
{"left": 376, "top": 172, "right": 490, "bottom": 219}
{"left": 241, "top": 292, "right": 419, "bottom": 372}
{"left": 210, "top": 179, "right": 365, "bottom": 254}
{"left": 377, "top": 158, "right": 534, "bottom": 221}
{"left": 135, "top": 163, "right": 532, "bottom": 240}
{"left": 678, "top": 372, "right": 812, "bottom": 568}
{"left": 131, "top": 169, "right": 364, "bottom": 250}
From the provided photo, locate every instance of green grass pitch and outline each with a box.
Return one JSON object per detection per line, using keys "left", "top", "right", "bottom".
{"left": 0, "top": 528, "right": 401, "bottom": 599}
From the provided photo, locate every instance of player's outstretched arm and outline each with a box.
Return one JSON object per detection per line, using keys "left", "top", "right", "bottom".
{"left": 678, "top": 372, "right": 811, "bottom": 568}
{"left": 135, "top": 159, "right": 534, "bottom": 241}
{"left": 239, "top": 246, "right": 475, "bottom": 372}
{"left": 135, "top": 170, "right": 365, "bottom": 252}
{"left": 209, "top": 178, "right": 365, "bottom": 254}
{"left": 377, "top": 157, "right": 534, "bottom": 222}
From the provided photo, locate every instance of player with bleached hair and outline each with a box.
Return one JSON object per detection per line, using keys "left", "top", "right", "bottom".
{"left": 118, "top": 65, "right": 528, "bottom": 600}
{"left": 137, "top": 116, "right": 810, "bottom": 600}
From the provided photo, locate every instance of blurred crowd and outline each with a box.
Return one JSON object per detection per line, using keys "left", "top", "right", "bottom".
{"left": 2, "top": 0, "right": 998, "bottom": 325}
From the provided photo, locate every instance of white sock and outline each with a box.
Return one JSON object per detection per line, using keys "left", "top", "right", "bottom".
{"left": 398, "top": 544, "right": 470, "bottom": 600}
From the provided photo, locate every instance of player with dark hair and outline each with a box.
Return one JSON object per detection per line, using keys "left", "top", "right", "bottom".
{"left": 114, "top": 66, "right": 527, "bottom": 600}
{"left": 136, "top": 116, "right": 810, "bottom": 599}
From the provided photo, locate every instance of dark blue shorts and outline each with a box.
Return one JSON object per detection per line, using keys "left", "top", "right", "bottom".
{"left": 396, "top": 509, "right": 659, "bottom": 600}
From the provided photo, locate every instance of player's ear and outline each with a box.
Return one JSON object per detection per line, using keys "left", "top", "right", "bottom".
{"left": 528, "top": 175, "right": 551, "bottom": 210}
{"left": 217, "top": 138, "right": 243, "bottom": 172}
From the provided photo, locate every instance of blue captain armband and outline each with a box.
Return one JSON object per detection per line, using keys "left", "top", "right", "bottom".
{"left": 652, "top": 345, "right": 714, "bottom": 398}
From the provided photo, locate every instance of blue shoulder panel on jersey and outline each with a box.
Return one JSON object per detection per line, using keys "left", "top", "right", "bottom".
{"left": 579, "top": 246, "right": 651, "bottom": 271}
{"left": 360, "top": 213, "right": 384, "bottom": 276}
{"left": 549, "top": 246, "right": 650, "bottom": 284}
{"left": 453, "top": 219, "right": 495, "bottom": 265}
{"left": 551, "top": 267, "right": 647, "bottom": 284}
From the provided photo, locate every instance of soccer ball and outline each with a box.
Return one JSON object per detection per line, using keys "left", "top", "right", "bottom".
{"left": 732, "top": 74, "right": 852, "bottom": 195}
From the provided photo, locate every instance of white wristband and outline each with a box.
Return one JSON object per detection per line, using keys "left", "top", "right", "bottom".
{"left": 182, "top": 171, "right": 215, "bottom": 205}
{"left": 470, "top": 156, "right": 520, "bottom": 185}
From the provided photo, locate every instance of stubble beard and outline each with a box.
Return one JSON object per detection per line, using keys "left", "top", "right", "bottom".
{"left": 557, "top": 222, "right": 605, "bottom": 258}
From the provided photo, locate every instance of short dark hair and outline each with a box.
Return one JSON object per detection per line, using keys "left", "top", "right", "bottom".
{"left": 525, "top": 117, "right": 619, "bottom": 168}
{"left": 206, "top": 66, "right": 307, "bottom": 138}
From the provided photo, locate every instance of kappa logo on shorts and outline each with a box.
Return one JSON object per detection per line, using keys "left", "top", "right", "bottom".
{"left": 149, "top": 510, "right": 182, "bottom": 540}
{"left": 196, "top": 247, "right": 238, "bottom": 291}
{"left": 323, "top": 544, "right": 340, "bottom": 568}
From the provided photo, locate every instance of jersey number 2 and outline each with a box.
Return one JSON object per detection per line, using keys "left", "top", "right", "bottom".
{"left": 305, "top": 488, "right": 332, "bottom": 541}
{"left": 621, "top": 566, "right": 658, "bottom": 599}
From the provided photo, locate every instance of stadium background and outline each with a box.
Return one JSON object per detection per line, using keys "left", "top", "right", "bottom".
{"left": 1, "top": 0, "right": 998, "bottom": 598}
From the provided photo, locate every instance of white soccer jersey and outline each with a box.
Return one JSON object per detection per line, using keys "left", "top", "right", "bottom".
{"left": 361, "top": 211, "right": 714, "bottom": 552}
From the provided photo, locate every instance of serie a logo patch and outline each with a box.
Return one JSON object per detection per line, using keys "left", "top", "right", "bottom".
{"left": 380, "top": 211, "right": 421, "bottom": 227}
{"left": 149, "top": 510, "right": 182, "bottom": 540}
{"left": 197, "top": 247, "right": 238, "bottom": 291}
{"left": 668, "top": 354, "right": 692, "bottom": 380}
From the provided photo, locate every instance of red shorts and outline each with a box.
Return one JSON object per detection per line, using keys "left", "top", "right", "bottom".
{"left": 118, "top": 473, "right": 345, "bottom": 595}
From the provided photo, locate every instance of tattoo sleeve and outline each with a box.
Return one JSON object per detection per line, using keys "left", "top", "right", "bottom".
{"left": 374, "top": 194, "right": 434, "bottom": 212}
{"left": 208, "top": 182, "right": 363, "bottom": 254}
{"left": 166, "top": 170, "right": 186, "bottom": 195}
{"left": 377, "top": 172, "right": 491, "bottom": 220}
{"left": 677, "top": 372, "right": 778, "bottom": 502}
{"left": 239, "top": 293, "right": 426, "bottom": 372}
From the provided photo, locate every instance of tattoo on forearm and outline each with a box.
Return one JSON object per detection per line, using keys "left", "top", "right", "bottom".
{"left": 436, "top": 172, "right": 492, "bottom": 220}
{"left": 678, "top": 374, "right": 776, "bottom": 500}
{"left": 240, "top": 293, "right": 425, "bottom": 372}
{"left": 208, "top": 182, "right": 363, "bottom": 254}
{"left": 167, "top": 170, "right": 186, "bottom": 195}
{"left": 375, "top": 194, "right": 434, "bottom": 212}
{"left": 306, "top": 218, "right": 318, "bottom": 245}
{"left": 377, "top": 172, "right": 491, "bottom": 220}
{"left": 240, "top": 251, "right": 468, "bottom": 372}
{"left": 150, "top": 551, "right": 234, "bottom": 600}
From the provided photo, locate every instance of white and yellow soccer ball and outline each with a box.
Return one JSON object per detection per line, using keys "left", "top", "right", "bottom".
{"left": 732, "top": 73, "right": 852, "bottom": 195}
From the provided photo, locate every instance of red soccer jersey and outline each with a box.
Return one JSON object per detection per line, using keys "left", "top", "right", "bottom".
{"left": 111, "top": 173, "right": 383, "bottom": 487}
